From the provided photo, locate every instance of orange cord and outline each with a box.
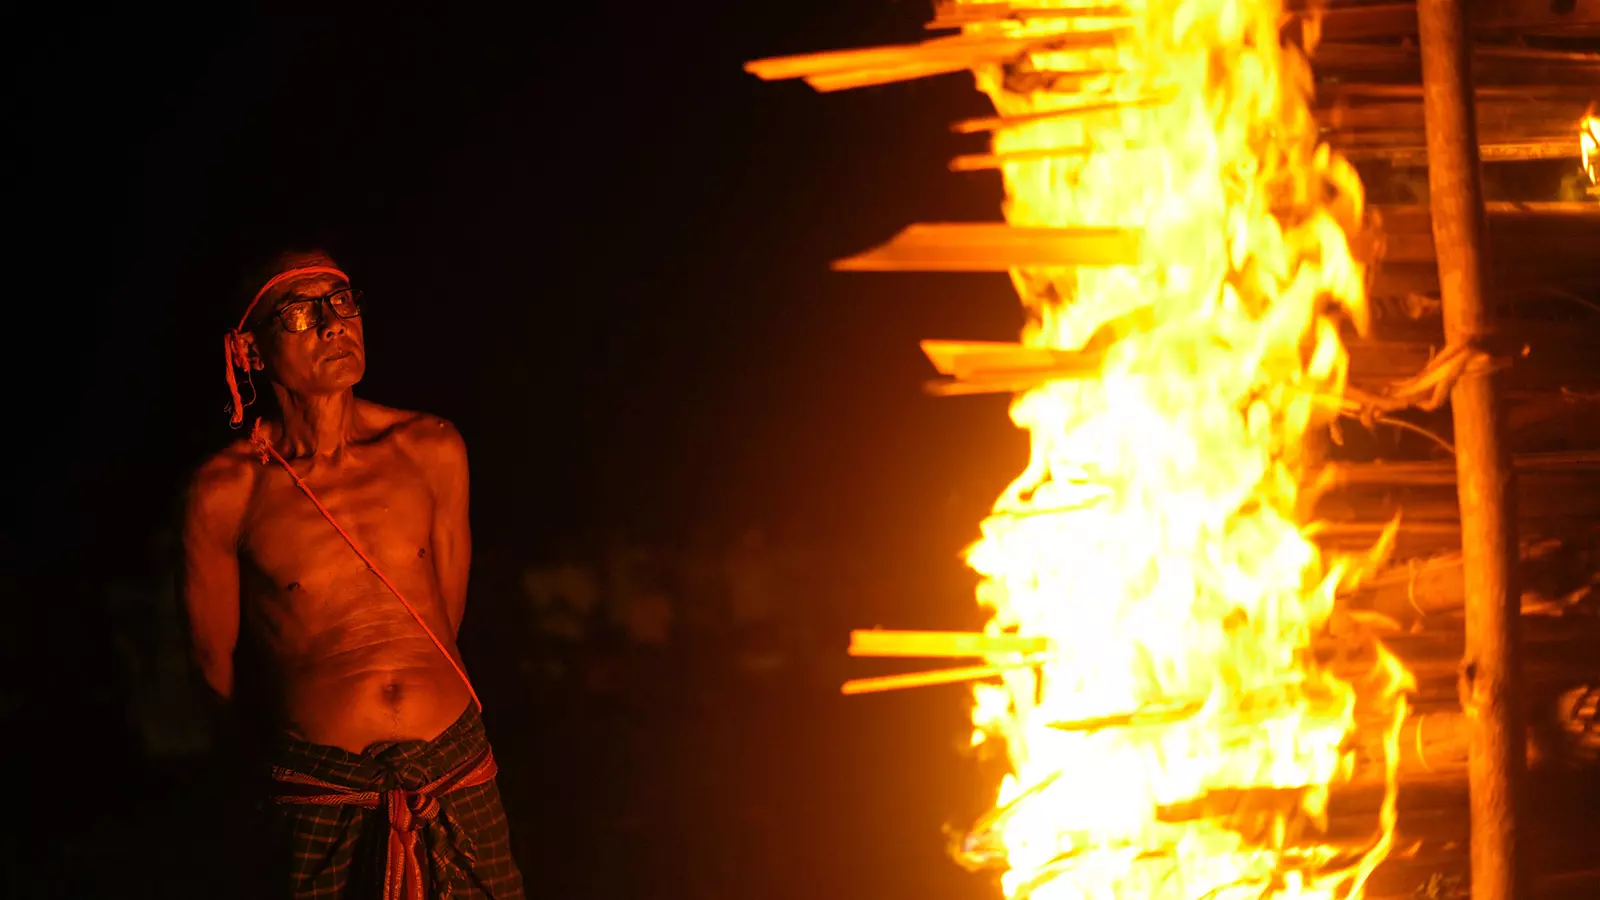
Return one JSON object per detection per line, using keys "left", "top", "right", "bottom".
{"left": 250, "top": 419, "right": 483, "bottom": 712}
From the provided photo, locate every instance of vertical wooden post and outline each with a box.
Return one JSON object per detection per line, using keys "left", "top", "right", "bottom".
{"left": 1415, "top": 2, "right": 1526, "bottom": 899}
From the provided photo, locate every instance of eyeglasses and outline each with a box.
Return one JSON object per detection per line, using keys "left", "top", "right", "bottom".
{"left": 271, "top": 288, "right": 364, "bottom": 333}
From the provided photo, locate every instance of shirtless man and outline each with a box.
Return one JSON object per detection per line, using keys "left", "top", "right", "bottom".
{"left": 182, "top": 250, "right": 525, "bottom": 899}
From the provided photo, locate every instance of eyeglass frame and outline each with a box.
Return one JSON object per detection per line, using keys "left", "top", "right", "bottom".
{"left": 260, "top": 287, "right": 365, "bottom": 334}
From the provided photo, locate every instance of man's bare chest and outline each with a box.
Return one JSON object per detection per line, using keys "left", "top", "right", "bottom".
{"left": 242, "top": 455, "right": 436, "bottom": 592}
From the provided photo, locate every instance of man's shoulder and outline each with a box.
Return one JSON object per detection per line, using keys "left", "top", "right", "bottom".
{"left": 361, "top": 401, "right": 466, "bottom": 464}
{"left": 192, "top": 439, "right": 261, "bottom": 492}
{"left": 185, "top": 439, "right": 262, "bottom": 532}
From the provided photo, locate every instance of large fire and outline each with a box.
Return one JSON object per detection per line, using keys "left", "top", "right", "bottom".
{"left": 951, "top": 2, "right": 1413, "bottom": 899}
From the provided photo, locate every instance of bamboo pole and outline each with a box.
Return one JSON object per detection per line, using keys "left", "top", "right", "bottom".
{"left": 1417, "top": 1, "right": 1526, "bottom": 898}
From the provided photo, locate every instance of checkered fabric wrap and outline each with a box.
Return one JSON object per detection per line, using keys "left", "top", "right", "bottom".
{"left": 269, "top": 704, "right": 525, "bottom": 899}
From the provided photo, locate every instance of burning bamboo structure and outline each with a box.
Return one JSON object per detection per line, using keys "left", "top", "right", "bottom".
{"left": 749, "top": 1, "right": 1600, "bottom": 898}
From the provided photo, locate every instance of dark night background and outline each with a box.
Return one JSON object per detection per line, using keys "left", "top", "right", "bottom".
{"left": 5, "top": 2, "right": 1042, "bottom": 897}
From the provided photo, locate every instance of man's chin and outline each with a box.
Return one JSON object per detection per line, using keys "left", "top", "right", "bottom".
{"left": 306, "top": 368, "right": 365, "bottom": 395}
{"left": 323, "top": 359, "right": 366, "bottom": 387}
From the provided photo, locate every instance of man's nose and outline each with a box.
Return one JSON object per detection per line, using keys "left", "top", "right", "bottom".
{"left": 317, "top": 301, "right": 347, "bottom": 337}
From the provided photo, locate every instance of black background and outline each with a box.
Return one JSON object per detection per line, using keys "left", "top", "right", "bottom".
{"left": 6, "top": 2, "right": 1041, "bottom": 897}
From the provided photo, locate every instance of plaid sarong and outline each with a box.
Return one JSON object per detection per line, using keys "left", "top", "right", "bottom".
{"left": 269, "top": 704, "right": 525, "bottom": 899}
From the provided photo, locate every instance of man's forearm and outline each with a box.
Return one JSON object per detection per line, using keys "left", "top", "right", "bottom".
{"left": 196, "top": 651, "right": 236, "bottom": 703}
{"left": 193, "top": 658, "right": 256, "bottom": 776}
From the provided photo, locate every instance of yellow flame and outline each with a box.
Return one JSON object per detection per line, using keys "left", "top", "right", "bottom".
{"left": 1582, "top": 115, "right": 1599, "bottom": 185}
{"left": 954, "top": 2, "right": 1413, "bottom": 898}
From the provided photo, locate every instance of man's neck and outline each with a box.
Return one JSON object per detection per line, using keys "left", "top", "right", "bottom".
{"left": 272, "top": 388, "right": 360, "bottom": 459}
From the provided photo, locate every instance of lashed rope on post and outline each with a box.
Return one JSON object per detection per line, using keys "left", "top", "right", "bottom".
{"left": 1346, "top": 340, "right": 1504, "bottom": 415}
{"left": 1334, "top": 340, "right": 1509, "bottom": 454}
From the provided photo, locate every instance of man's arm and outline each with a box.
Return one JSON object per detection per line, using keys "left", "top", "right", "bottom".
{"left": 425, "top": 419, "right": 472, "bottom": 634}
{"left": 180, "top": 453, "right": 251, "bottom": 702}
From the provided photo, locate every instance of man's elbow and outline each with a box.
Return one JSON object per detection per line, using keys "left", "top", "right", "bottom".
{"left": 191, "top": 646, "right": 236, "bottom": 702}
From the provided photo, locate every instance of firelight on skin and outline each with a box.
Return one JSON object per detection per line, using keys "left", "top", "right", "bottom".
{"left": 183, "top": 250, "right": 526, "bottom": 898}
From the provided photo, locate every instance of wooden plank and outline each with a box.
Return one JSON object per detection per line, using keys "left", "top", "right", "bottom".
{"left": 1319, "top": 97, "right": 1594, "bottom": 131}
{"left": 1380, "top": 620, "right": 1600, "bottom": 690}
{"left": 1348, "top": 535, "right": 1600, "bottom": 619}
{"left": 1371, "top": 262, "right": 1600, "bottom": 300}
{"left": 1314, "top": 42, "right": 1600, "bottom": 87}
{"left": 1316, "top": 517, "right": 1599, "bottom": 559}
{"left": 1376, "top": 202, "right": 1600, "bottom": 265}
{"left": 1320, "top": 84, "right": 1600, "bottom": 102}
{"left": 1470, "top": 0, "right": 1600, "bottom": 34}
{"left": 753, "top": 6, "right": 1600, "bottom": 93}
{"left": 1340, "top": 135, "right": 1586, "bottom": 164}
{"left": 833, "top": 223, "right": 1142, "bottom": 271}
{"left": 1318, "top": 482, "right": 1600, "bottom": 529}
{"left": 1305, "top": 0, "right": 1600, "bottom": 41}
{"left": 917, "top": 311, "right": 1600, "bottom": 398}
{"left": 837, "top": 207, "right": 1598, "bottom": 278}
{"left": 1328, "top": 452, "right": 1600, "bottom": 487}
{"left": 945, "top": 96, "right": 1595, "bottom": 164}
{"left": 929, "top": 0, "right": 1600, "bottom": 37}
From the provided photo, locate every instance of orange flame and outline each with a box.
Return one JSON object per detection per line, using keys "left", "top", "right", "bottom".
{"left": 1582, "top": 115, "right": 1598, "bottom": 185}
{"left": 953, "top": 1, "right": 1413, "bottom": 897}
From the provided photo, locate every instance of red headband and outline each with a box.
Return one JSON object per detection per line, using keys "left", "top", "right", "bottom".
{"left": 236, "top": 265, "right": 350, "bottom": 331}
{"left": 224, "top": 265, "right": 352, "bottom": 425}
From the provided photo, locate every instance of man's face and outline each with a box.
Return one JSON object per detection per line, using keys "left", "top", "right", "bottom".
{"left": 247, "top": 273, "right": 366, "bottom": 396}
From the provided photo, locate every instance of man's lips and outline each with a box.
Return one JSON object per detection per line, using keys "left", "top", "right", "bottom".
{"left": 320, "top": 347, "right": 357, "bottom": 363}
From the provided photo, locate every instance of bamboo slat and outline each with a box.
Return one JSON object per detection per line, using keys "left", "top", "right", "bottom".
{"left": 746, "top": 30, "right": 1126, "bottom": 93}
{"left": 848, "top": 629, "right": 1051, "bottom": 658}
{"left": 840, "top": 662, "right": 1037, "bottom": 695}
{"left": 925, "top": 2, "right": 1131, "bottom": 30}
{"left": 834, "top": 223, "right": 1142, "bottom": 271}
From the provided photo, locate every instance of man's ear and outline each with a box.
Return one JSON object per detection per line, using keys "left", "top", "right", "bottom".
{"left": 238, "top": 331, "right": 267, "bottom": 372}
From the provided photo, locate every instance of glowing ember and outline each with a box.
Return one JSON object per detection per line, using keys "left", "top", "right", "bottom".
{"left": 952, "top": 2, "right": 1413, "bottom": 898}
{"left": 1583, "top": 115, "right": 1599, "bottom": 184}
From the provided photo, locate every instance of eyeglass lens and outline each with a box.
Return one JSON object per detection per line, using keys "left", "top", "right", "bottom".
{"left": 280, "top": 289, "right": 362, "bottom": 333}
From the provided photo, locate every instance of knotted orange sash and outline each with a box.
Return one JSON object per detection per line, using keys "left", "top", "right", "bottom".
{"left": 272, "top": 746, "right": 499, "bottom": 900}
